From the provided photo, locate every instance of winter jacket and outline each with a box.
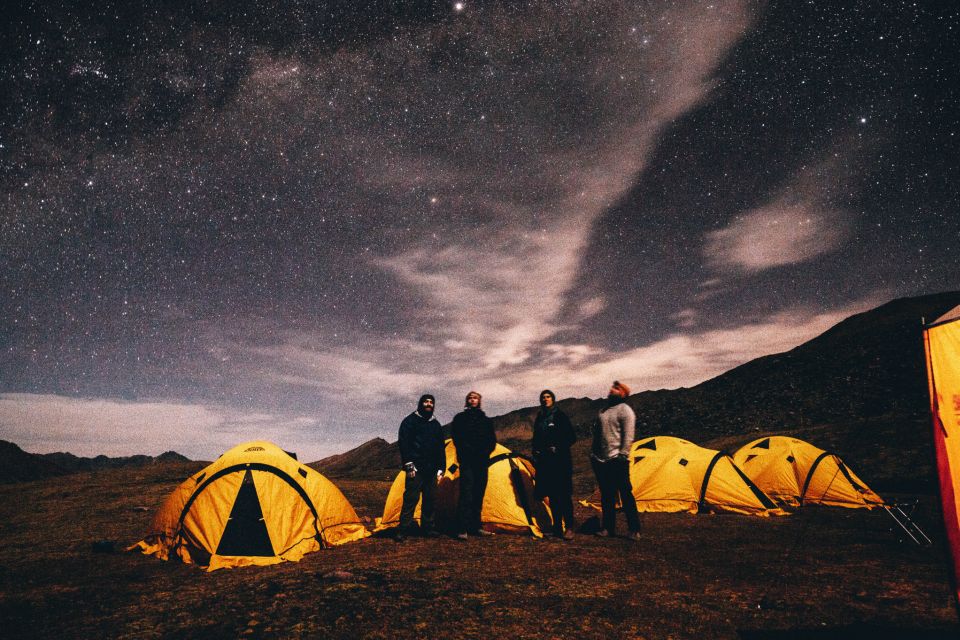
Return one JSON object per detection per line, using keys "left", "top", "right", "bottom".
{"left": 532, "top": 407, "right": 576, "bottom": 495}
{"left": 450, "top": 407, "right": 497, "bottom": 465}
{"left": 398, "top": 411, "right": 445, "bottom": 473}
{"left": 532, "top": 408, "right": 576, "bottom": 469}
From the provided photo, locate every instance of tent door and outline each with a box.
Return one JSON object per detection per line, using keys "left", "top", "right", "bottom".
{"left": 216, "top": 469, "right": 275, "bottom": 556}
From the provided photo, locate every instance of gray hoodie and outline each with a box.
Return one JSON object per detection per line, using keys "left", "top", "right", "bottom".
{"left": 591, "top": 401, "right": 636, "bottom": 462}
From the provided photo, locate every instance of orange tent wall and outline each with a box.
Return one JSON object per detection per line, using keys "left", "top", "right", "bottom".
{"left": 924, "top": 311, "right": 960, "bottom": 605}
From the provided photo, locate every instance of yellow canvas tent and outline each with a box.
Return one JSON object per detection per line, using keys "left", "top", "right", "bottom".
{"left": 924, "top": 304, "right": 960, "bottom": 604}
{"left": 376, "top": 440, "right": 550, "bottom": 537}
{"left": 732, "top": 436, "right": 883, "bottom": 509}
{"left": 132, "top": 440, "right": 368, "bottom": 571}
{"left": 584, "top": 436, "right": 785, "bottom": 516}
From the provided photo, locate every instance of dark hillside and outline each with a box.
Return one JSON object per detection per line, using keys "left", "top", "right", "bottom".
{"left": 0, "top": 441, "right": 193, "bottom": 484}
{"left": 311, "top": 437, "right": 400, "bottom": 481}
{"left": 0, "top": 440, "right": 67, "bottom": 483}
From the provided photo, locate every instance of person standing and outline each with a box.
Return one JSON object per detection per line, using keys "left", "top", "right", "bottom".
{"left": 451, "top": 390, "right": 497, "bottom": 540}
{"left": 532, "top": 389, "right": 577, "bottom": 540}
{"left": 396, "top": 394, "right": 446, "bottom": 541}
{"left": 590, "top": 380, "right": 641, "bottom": 540}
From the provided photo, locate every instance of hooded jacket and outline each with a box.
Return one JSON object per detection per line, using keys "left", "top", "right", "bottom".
{"left": 398, "top": 410, "right": 445, "bottom": 473}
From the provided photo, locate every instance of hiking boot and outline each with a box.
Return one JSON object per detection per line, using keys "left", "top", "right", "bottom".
{"left": 626, "top": 531, "right": 641, "bottom": 542}
{"left": 456, "top": 532, "right": 469, "bottom": 541}
{"left": 475, "top": 529, "right": 495, "bottom": 537}
{"left": 594, "top": 529, "right": 610, "bottom": 538}
{"left": 562, "top": 529, "right": 575, "bottom": 541}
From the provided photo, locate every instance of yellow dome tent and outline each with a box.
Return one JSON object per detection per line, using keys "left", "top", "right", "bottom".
{"left": 376, "top": 440, "right": 550, "bottom": 537}
{"left": 583, "top": 436, "right": 785, "bottom": 516}
{"left": 132, "top": 440, "right": 369, "bottom": 571}
{"left": 732, "top": 436, "right": 883, "bottom": 509}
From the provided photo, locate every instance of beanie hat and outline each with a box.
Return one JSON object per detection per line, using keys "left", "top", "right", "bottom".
{"left": 610, "top": 380, "right": 630, "bottom": 398}
{"left": 418, "top": 394, "right": 435, "bottom": 415}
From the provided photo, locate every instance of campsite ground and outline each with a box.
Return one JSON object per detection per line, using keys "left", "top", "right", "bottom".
{"left": 0, "top": 459, "right": 957, "bottom": 640}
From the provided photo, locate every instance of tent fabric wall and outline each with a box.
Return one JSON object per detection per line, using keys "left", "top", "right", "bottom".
{"left": 132, "top": 440, "right": 368, "bottom": 571}
{"left": 376, "top": 440, "right": 550, "bottom": 537}
{"left": 924, "top": 306, "right": 960, "bottom": 604}
{"left": 583, "top": 436, "right": 785, "bottom": 516}
{"left": 732, "top": 436, "right": 883, "bottom": 509}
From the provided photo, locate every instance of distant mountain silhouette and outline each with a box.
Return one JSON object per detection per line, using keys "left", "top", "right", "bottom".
{"left": 311, "top": 437, "right": 400, "bottom": 476}
{"left": 0, "top": 440, "right": 192, "bottom": 483}
{"left": 0, "top": 440, "right": 68, "bottom": 483}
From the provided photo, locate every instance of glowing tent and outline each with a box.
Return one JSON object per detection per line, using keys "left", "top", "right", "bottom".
{"left": 732, "top": 436, "right": 883, "bottom": 509}
{"left": 924, "top": 304, "right": 960, "bottom": 603}
{"left": 376, "top": 440, "right": 550, "bottom": 537}
{"left": 584, "top": 436, "right": 786, "bottom": 516}
{"left": 132, "top": 440, "right": 369, "bottom": 571}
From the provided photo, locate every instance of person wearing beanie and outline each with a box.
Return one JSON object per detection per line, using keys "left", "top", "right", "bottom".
{"left": 590, "top": 380, "right": 641, "bottom": 541}
{"left": 450, "top": 391, "right": 497, "bottom": 539}
{"left": 396, "top": 394, "right": 446, "bottom": 541}
{"left": 531, "top": 389, "right": 577, "bottom": 540}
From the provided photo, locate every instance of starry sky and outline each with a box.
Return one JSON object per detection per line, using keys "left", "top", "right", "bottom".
{"left": 1, "top": 1, "right": 957, "bottom": 461}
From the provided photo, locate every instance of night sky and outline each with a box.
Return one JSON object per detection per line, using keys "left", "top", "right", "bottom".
{"left": 2, "top": 1, "right": 958, "bottom": 461}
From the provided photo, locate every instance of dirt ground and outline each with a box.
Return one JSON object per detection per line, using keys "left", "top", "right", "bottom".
{"left": 0, "top": 462, "right": 957, "bottom": 639}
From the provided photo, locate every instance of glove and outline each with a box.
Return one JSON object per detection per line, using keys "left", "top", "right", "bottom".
{"left": 403, "top": 462, "right": 417, "bottom": 479}
{"left": 436, "top": 469, "right": 444, "bottom": 479}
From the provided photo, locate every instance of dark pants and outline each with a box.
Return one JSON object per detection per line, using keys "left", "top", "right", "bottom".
{"left": 546, "top": 487, "right": 575, "bottom": 535}
{"left": 591, "top": 457, "right": 640, "bottom": 535}
{"left": 457, "top": 461, "right": 489, "bottom": 534}
{"left": 399, "top": 469, "right": 437, "bottom": 533}
{"left": 537, "top": 458, "right": 575, "bottom": 535}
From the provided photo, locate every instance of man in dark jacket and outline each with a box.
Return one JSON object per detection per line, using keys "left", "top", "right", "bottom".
{"left": 450, "top": 390, "right": 497, "bottom": 539}
{"left": 396, "top": 394, "right": 446, "bottom": 541}
{"left": 532, "top": 389, "right": 577, "bottom": 540}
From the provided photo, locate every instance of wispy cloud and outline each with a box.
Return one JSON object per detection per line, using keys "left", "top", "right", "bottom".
{"left": 368, "top": 2, "right": 757, "bottom": 370}
{"left": 704, "top": 153, "right": 859, "bottom": 275}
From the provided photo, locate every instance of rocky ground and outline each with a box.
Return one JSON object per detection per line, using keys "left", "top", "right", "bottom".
{"left": 0, "top": 458, "right": 957, "bottom": 639}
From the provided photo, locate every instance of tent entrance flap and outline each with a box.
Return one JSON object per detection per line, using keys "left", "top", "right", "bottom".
{"left": 216, "top": 469, "right": 274, "bottom": 557}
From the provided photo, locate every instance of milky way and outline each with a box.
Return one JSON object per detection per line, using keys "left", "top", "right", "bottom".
{"left": 1, "top": 1, "right": 957, "bottom": 460}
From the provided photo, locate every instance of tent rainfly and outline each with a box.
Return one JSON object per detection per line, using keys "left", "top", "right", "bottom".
{"left": 376, "top": 440, "right": 550, "bottom": 537}
{"left": 732, "top": 436, "right": 883, "bottom": 509}
{"left": 924, "top": 304, "right": 960, "bottom": 605}
{"left": 583, "top": 436, "right": 786, "bottom": 516}
{"left": 132, "top": 440, "right": 368, "bottom": 571}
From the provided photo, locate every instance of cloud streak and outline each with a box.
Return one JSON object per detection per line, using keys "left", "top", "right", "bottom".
{"left": 703, "top": 152, "right": 859, "bottom": 276}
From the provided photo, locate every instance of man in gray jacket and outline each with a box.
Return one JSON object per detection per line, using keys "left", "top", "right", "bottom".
{"left": 590, "top": 380, "right": 641, "bottom": 540}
